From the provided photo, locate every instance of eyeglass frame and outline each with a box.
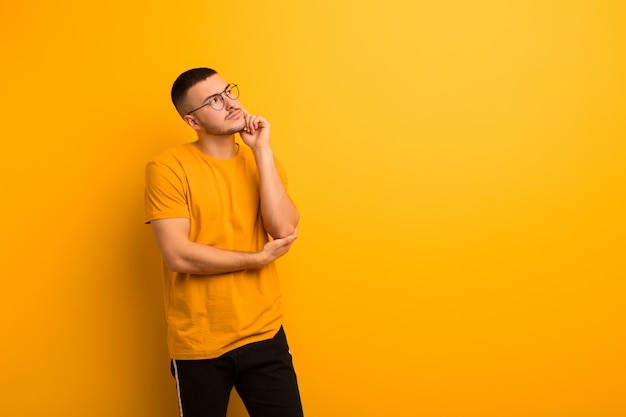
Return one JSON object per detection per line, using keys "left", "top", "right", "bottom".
{"left": 186, "top": 83, "right": 239, "bottom": 115}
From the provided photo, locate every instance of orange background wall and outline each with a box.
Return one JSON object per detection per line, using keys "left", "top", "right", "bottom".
{"left": 1, "top": 1, "right": 625, "bottom": 416}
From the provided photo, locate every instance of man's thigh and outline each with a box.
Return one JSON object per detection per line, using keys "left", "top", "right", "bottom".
{"left": 235, "top": 327, "right": 304, "bottom": 417}
{"left": 172, "top": 356, "right": 236, "bottom": 417}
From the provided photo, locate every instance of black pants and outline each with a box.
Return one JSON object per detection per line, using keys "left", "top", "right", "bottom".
{"left": 171, "top": 326, "right": 304, "bottom": 417}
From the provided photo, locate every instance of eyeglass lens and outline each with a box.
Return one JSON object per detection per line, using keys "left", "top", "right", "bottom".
{"left": 209, "top": 84, "right": 239, "bottom": 111}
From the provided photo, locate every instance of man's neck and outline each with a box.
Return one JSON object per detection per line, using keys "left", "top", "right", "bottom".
{"left": 194, "top": 135, "right": 239, "bottom": 159}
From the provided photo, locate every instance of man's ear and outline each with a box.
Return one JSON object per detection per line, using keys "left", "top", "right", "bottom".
{"left": 183, "top": 114, "right": 202, "bottom": 131}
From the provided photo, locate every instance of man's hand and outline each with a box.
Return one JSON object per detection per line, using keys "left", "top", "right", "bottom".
{"left": 240, "top": 112, "right": 271, "bottom": 150}
{"left": 258, "top": 232, "right": 298, "bottom": 266}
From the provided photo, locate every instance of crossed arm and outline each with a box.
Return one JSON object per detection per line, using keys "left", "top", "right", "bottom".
{"left": 150, "top": 218, "right": 297, "bottom": 275}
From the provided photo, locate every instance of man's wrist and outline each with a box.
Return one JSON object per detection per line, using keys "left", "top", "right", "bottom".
{"left": 250, "top": 250, "right": 268, "bottom": 269}
{"left": 252, "top": 145, "right": 273, "bottom": 157}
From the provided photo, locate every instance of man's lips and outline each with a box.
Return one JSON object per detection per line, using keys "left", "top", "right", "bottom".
{"left": 225, "top": 109, "right": 241, "bottom": 120}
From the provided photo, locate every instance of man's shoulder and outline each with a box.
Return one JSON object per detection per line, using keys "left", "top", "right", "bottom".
{"left": 149, "top": 142, "right": 194, "bottom": 165}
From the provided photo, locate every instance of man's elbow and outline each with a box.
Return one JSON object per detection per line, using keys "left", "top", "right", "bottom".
{"left": 268, "top": 220, "right": 299, "bottom": 239}
{"left": 162, "top": 252, "right": 191, "bottom": 274}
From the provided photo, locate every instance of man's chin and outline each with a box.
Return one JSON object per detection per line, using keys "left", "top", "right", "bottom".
{"left": 204, "top": 121, "right": 246, "bottom": 136}
{"left": 229, "top": 122, "right": 246, "bottom": 135}
{"left": 227, "top": 126, "right": 244, "bottom": 135}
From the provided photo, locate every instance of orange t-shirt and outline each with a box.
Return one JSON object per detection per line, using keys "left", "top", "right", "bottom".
{"left": 144, "top": 141, "right": 285, "bottom": 359}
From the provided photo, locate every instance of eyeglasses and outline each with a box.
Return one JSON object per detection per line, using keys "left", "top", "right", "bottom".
{"left": 187, "top": 84, "right": 240, "bottom": 114}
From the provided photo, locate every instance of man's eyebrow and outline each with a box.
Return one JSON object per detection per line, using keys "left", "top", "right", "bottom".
{"left": 200, "top": 84, "right": 230, "bottom": 104}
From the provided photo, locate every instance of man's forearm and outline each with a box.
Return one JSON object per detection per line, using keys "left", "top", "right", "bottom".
{"left": 151, "top": 217, "right": 298, "bottom": 276}
{"left": 253, "top": 147, "right": 299, "bottom": 238}
{"left": 166, "top": 240, "right": 266, "bottom": 275}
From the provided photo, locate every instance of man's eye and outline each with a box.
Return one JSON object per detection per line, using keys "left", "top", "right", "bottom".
{"left": 208, "top": 97, "right": 219, "bottom": 105}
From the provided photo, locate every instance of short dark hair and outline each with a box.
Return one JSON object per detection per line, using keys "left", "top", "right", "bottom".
{"left": 171, "top": 67, "right": 217, "bottom": 115}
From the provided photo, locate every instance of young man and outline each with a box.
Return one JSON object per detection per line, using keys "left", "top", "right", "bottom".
{"left": 145, "top": 68, "right": 304, "bottom": 417}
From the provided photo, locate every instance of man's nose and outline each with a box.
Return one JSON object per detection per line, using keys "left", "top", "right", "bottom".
{"left": 223, "top": 94, "right": 237, "bottom": 110}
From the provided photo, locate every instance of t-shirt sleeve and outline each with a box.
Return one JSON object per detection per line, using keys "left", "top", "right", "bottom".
{"left": 144, "top": 160, "right": 190, "bottom": 224}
